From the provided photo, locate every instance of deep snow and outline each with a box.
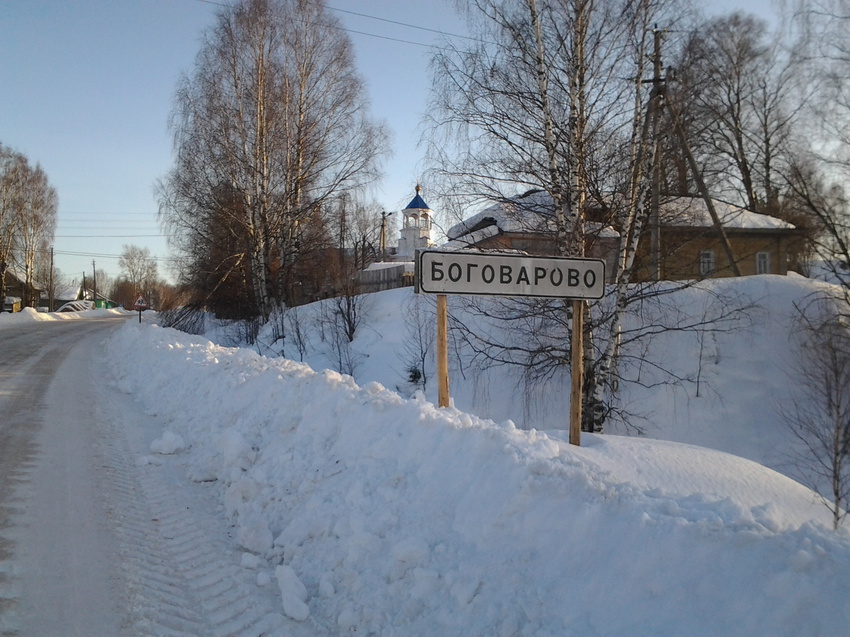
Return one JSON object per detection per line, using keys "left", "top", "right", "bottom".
{"left": 3, "top": 275, "right": 850, "bottom": 635}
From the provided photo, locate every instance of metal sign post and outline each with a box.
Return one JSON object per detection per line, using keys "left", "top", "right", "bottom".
{"left": 133, "top": 295, "right": 147, "bottom": 323}
{"left": 416, "top": 250, "right": 605, "bottom": 445}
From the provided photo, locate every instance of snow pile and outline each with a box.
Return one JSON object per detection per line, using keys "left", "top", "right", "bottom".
{"left": 236, "top": 276, "right": 837, "bottom": 493}
{"left": 0, "top": 307, "right": 56, "bottom": 324}
{"left": 149, "top": 430, "right": 187, "bottom": 454}
{"left": 107, "top": 318, "right": 850, "bottom": 636}
{"left": 0, "top": 306, "right": 128, "bottom": 327}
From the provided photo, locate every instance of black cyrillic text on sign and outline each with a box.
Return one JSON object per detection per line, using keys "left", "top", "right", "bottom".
{"left": 417, "top": 250, "right": 605, "bottom": 300}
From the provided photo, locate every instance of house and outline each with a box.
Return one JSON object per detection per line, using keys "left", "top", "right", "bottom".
{"left": 47, "top": 284, "right": 116, "bottom": 311}
{"left": 443, "top": 189, "right": 620, "bottom": 280}
{"left": 444, "top": 191, "right": 797, "bottom": 281}
{"left": 2, "top": 267, "right": 43, "bottom": 311}
{"left": 632, "top": 196, "right": 796, "bottom": 279}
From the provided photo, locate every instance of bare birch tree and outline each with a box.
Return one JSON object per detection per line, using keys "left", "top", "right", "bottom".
{"left": 783, "top": 0, "right": 850, "bottom": 286}
{"left": 160, "top": 0, "right": 388, "bottom": 320}
{"left": 782, "top": 295, "right": 850, "bottom": 530}
{"left": 400, "top": 293, "right": 436, "bottom": 391}
{"left": 17, "top": 163, "right": 57, "bottom": 307}
{"left": 0, "top": 145, "right": 57, "bottom": 309}
{"left": 669, "top": 12, "right": 807, "bottom": 214}
{"left": 118, "top": 244, "right": 159, "bottom": 302}
{"left": 429, "top": 0, "right": 695, "bottom": 431}
{"left": 0, "top": 145, "right": 24, "bottom": 310}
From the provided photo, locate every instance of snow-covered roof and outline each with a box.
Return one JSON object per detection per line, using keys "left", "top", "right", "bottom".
{"left": 446, "top": 190, "right": 554, "bottom": 240}
{"left": 56, "top": 285, "right": 82, "bottom": 301}
{"left": 442, "top": 224, "right": 502, "bottom": 250}
{"left": 2, "top": 266, "right": 45, "bottom": 290}
{"left": 661, "top": 197, "right": 795, "bottom": 230}
{"left": 363, "top": 261, "right": 415, "bottom": 273}
{"left": 364, "top": 262, "right": 405, "bottom": 271}
{"left": 447, "top": 191, "right": 794, "bottom": 244}
{"left": 446, "top": 190, "right": 619, "bottom": 245}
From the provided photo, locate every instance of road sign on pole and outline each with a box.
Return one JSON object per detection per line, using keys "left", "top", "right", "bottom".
{"left": 416, "top": 249, "right": 606, "bottom": 446}
{"left": 134, "top": 295, "right": 148, "bottom": 323}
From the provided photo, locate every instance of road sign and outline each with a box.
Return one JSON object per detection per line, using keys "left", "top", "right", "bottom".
{"left": 416, "top": 249, "right": 605, "bottom": 300}
{"left": 134, "top": 295, "right": 147, "bottom": 309}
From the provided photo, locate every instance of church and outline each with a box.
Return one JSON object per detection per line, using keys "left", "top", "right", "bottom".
{"left": 359, "top": 185, "right": 435, "bottom": 292}
{"left": 395, "top": 184, "right": 434, "bottom": 260}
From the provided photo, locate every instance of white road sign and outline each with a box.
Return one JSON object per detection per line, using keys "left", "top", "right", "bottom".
{"left": 416, "top": 250, "right": 605, "bottom": 299}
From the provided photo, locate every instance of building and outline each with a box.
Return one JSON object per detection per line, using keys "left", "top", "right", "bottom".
{"left": 357, "top": 186, "right": 433, "bottom": 293}
{"left": 444, "top": 190, "right": 796, "bottom": 281}
{"left": 396, "top": 185, "right": 434, "bottom": 260}
{"left": 2, "top": 267, "right": 43, "bottom": 312}
{"left": 443, "top": 189, "right": 620, "bottom": 280}
{"left": 632, "top": 196, "right": 796, "bottom": 280}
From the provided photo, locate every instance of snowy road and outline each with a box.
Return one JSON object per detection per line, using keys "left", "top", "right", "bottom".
{"left": 0, "top": 318, "right": 294, "bottom": 636}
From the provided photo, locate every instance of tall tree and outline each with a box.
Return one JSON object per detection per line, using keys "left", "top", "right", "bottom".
{"left": 783, "top": 295, "right": 850, "bottom": 530}
{"left": 783, "top": 0, "right": 850, "bottom": 283}
{"left": 18, "top": 163, "right": 57, "bottom": 307}
{"left": 429, "top": 0, "right": 690, "bottom": 431}
{"left": 160, "top": 0, "right": 388, "bottom": 319}
{"left": 0, "top": 144, "right": 57, "bottom": 309}
{"left": 667, "top": 12, "right": 806, "bottom": 213}
{"left": 118, "top": 244, "right": 159, "bottom": 302}
{"left": 0, "top": 145, "right": 24, "bottom": 310}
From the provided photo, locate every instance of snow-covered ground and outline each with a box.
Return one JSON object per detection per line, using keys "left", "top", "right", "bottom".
{"left": 3, "top": 276, "right": 850, "bottom": 635}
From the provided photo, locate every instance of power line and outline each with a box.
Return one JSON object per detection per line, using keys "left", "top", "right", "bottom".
{"left": 52, "top": 249, "right": 179, "bottom": 263}
{"left": 327, "top": 6, "right": 476, "bottom": 43}
{"left": 53, "top": 234, "right": 171, "bottom": 239}
{"left": 188, "top": 0, "right": 480, "bottom": 50}
{"left": 60, "top": 211, "right": 155, "bottom": 216}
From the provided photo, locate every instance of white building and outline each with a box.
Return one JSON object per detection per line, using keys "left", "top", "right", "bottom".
{"left": 396, "top": 185, "right": 433, "bottom": 259}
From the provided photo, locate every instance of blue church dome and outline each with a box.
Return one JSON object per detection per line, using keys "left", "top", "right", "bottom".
{"left": 405, "top": 185, "right": 430, "bottom": 211}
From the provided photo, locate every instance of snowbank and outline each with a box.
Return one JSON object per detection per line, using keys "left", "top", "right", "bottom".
{"left": 106, "top": 319, "right": 850, "bottom": 636}
{"left": 0, "top": 306, "right": 129, "bottom": 327}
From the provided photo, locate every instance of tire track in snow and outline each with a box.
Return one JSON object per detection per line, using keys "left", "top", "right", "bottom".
{"left": 92, "top": 354, "right": 294, "bottom": 637}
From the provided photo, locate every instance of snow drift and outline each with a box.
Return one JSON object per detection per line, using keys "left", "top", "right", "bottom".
{"left": 106, "top": 309, "right": 850, "bottom": 636}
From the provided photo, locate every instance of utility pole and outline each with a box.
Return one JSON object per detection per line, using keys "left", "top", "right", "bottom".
{"left": 640, "top": 26, "right": 740, "bottom": 278}
{"left": 92, "top": 260, "right": 97, "bottom": 307}
{"left": 668, "top": 101, "right": 741, "bottom": 277}
{"left": 49, "top": 246, "right": 54, "bottom": 311}
{"left": 379, "top": 212, "right": 392, "bottom": 261}
{"left": 649, "top": 28, "right": 664, "bottom": 281}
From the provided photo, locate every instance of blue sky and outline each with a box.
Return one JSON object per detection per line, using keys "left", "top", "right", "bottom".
{"left": 0, "top": 0, "right": 771, "bottom": 285}
{"left": 0, "top": 0, "right": 465, "bottom": 284}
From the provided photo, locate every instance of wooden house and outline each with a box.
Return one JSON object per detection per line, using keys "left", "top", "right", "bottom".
{"left": 2, "top": 267, "right": 43, "bottom": 311}
{"left": 444, "top": 191, "right": 796, "bottom": 282}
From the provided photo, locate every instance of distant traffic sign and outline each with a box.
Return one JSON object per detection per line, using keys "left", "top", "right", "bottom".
{"left": 133, "top": 295, "right": 148, "bottom": 309}
{"left": 416, "top": 250, "right": 605, "bottom": 300}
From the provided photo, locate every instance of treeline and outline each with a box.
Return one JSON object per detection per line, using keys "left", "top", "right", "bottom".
{"left": 0, "top": 143, "right": 57, "bottom": 309}
{"left": 158, "top": 0, "right": 390, "bottom": 321}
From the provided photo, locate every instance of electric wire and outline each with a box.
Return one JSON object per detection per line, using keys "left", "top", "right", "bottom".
{"left": 188, "top": 0, "right": 485, "bottom": 50}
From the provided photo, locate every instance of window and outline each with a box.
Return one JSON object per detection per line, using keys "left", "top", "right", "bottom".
{"left": 699, "top": 250, "right": 716, "bottom": 276}
{"left": 756, "top": 251, "right": 770, "bottom": 274}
